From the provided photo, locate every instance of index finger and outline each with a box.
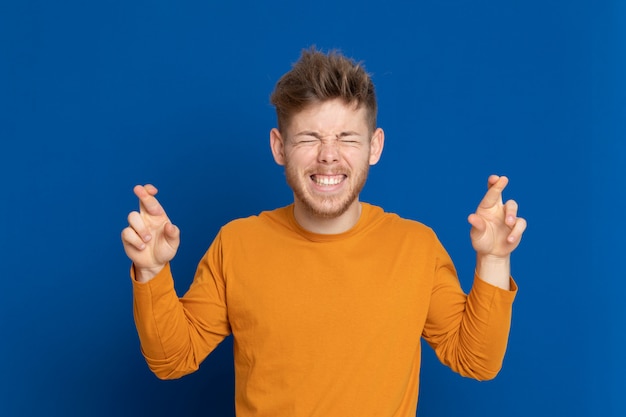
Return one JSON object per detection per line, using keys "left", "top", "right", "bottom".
{"left": 479, "top": 175, "right": 509, "bottom": 208}
{"left": 133, "top": 184, "right": 166, "bottom": 216}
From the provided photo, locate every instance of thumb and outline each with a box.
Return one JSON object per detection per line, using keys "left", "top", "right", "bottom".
{"left": 468, "top": 213, "right": 486, "bottom": 239}
{"left": 163, "top": 222, "right": 180, "bottom": 246}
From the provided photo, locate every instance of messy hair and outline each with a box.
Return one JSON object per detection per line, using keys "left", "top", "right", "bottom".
{"left": 270, "top": 47, "right": 377, "bottom": 133}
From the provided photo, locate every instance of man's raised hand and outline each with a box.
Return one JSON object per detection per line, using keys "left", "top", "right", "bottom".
{"left": 121, "top": 184, "right": 180, "bottom": 283}
{"left": 468, "top": 175, "right": 527, "bottom": 259}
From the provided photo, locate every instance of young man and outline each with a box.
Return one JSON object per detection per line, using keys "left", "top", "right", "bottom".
{"left": 122, "top": 48, "right": 526, "bottom": 416}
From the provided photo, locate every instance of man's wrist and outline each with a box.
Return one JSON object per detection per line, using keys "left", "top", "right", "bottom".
{"left": 133, "top": 264, "right": 166, "bottom": 284}
{"left": 476, "top": 254, "right": 511, "bottom": 290}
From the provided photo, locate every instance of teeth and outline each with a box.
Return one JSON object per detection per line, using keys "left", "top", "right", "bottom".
{"left": 314, "top": 176, "right": 342, "bottom": 186}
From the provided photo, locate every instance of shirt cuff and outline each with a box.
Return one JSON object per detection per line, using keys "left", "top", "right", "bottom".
{"left": 131, "top": 263, "right": 175, "bottom": 297}
{"left": 473, "top": 272, "right": 518, "bottom": 300}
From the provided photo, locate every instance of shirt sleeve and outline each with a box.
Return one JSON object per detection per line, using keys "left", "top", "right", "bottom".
{"left": 132, "top": 232, "right": 231, "bottom": 379}
{"left": 421, "top": 242, "right": 518, "bottom": 381}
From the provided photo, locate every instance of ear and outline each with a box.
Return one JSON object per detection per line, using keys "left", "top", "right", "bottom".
{"left": 368, "top": 128, "right": 385, "bottom": 165}
{"left": 270, "top": 128, "right": 286, "bottom": 166}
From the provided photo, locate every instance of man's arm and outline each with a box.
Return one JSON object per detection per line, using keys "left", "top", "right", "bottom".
{"left": 423, "top": 175, "right": 526, "bottom": 380}
{"left": 122, "top": 185, "right": 230, "bottom": 379}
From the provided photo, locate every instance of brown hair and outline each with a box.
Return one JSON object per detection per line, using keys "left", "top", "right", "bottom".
{"left": 270, "top": 47, "right": 377, "bottom": 133}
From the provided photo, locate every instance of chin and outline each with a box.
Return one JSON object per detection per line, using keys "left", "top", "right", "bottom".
{"left": 302, "top": 197, "right": 356, "bottom": 219}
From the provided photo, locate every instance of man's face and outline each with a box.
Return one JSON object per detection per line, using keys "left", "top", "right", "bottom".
{"left": 270, "top": 99, "right": 384, "bottom": 221}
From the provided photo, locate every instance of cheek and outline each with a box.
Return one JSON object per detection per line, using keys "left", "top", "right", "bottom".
{"left": 343, "top": 148, "right": 372, "bottom": 167}
{"left": 285, "top": 148, "right": 316, "bottom": 166}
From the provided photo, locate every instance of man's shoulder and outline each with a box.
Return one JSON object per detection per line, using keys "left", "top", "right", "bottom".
{"left": 220, "top": 205, "right": 292, "bottom": 235}
{"left": 363, "top": 203, "right": 436, "bottom": 237}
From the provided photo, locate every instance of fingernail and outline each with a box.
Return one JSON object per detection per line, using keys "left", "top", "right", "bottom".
{"left": 144, "top": 234, "right": 152, "bottom": 242}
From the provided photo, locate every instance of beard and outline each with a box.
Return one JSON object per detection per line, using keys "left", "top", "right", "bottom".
{"left": 284, "top": 160, "right": 370, "bottom": 219}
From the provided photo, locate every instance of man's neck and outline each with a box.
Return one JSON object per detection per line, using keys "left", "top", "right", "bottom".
{"left": 293, "top": 201, "right": 362, "bottom": 234}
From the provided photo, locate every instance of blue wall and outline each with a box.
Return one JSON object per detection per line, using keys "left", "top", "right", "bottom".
{"left": 1, "top": 1, "right": 623, "bottom": 416}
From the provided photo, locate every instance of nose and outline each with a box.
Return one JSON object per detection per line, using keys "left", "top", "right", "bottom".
{"left": 318, "top": 139, "right": 340, "bottom": 163}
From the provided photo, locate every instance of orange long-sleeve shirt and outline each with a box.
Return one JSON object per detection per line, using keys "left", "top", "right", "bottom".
{"left": 132, "top": 203, "right": 517, "bottom": 416}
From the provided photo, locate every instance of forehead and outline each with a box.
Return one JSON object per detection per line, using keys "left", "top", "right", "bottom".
{"left": 286, "top": 99, "right": 369, "bottom": 135}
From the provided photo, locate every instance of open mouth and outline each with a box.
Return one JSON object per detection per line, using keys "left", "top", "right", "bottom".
{"left": 311, "top": 174, "right": 346, "bottom": 186}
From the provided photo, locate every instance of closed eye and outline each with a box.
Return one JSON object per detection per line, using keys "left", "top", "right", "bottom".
{"left": 338, "top": 131, "right": 364, "bottom": 144}
{"left": 296, "top": 138, "right": 319, "bottom": 144}
{"left": 291, "top": 131, "right": 365, "bottom": 146}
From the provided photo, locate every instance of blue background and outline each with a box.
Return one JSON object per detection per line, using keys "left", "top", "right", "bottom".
{"left": 1, "top": 1, "right": 624, "bottom": 416}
